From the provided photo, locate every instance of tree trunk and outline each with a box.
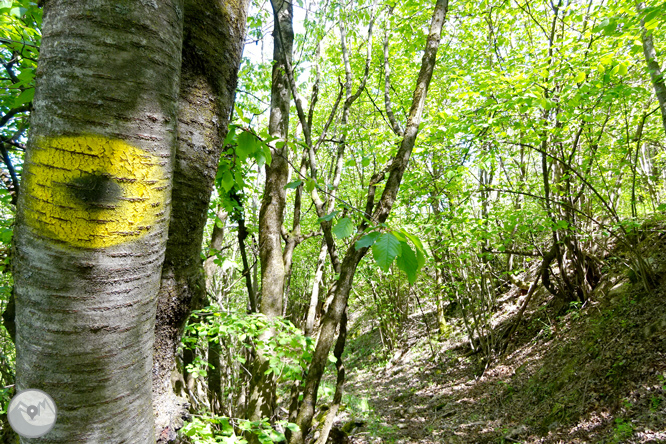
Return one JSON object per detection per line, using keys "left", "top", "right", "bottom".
{"left": 305, "top": 241, "right": 327, "bottom": 336}
{"left": 288, "top": 1, "right": 449, "bottom": 442}
{"left": 637, "top": 2, "right": 666, "bottom": 135}
{"left": 246, "top": 0, "right": 294, "bottom": 429}
{"left": 314, "top": 308, "right": 347, "bottom": 444}
{"left": 203, "top": 210, "right": 228, "bottom": 288}
{"left": 153, "top": 0, "right": 249, "bottom": 441}
{"left": 13, "top": 1, "right": 184, "bottom": 442}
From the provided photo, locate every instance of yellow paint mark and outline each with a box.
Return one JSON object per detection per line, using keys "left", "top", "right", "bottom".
{"left": 23, "top": 135, "right": 169, "bottom": 248}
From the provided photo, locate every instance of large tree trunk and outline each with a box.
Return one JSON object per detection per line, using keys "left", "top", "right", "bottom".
{"left": 13, "top": 1, "right": 184, "bottom": 442}
{"left": 152, "top": 0, "right": 249, "bottom": 441}
{"left": 246, "top": 0, "right": 294, "bottom": 428}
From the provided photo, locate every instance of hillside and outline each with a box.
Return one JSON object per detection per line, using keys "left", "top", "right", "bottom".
{"left": 321, "top": 235, "right": 666, "bottom": 444}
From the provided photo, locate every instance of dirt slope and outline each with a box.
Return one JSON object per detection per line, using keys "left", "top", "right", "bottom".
{"left": 333, "top": 247, "right": 666, "bottom": 443}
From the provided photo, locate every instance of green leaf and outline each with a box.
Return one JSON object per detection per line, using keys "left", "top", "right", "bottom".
{"left": 305, "top": 178, "right": 315, "bottom": 192}
{"left": 13, "top": 88, "right": 34, "bottom": 107}
{"left": 284, "top": 422, "right": 300, "bottom": 432}
{"left": 284, "top": 179, "right": 303, "bottom": 190}
{"left": 390, "top": 230, "right": 407, "bottom": 242}
{"left": 332, "top": 217, "right": 354, "bottom": 239}
{"left": 645, "top": 18, "right": 659, "bottom": 30}
{"left": 401, "top": 230, "right": 425, "bottom": 253}
{"left": 642, "top": 7, "right": 661, "bottom": 24}
{"left": 602, "top": 18, "right": 617, "bottom": 35}
{"left": 575, "top": 71, "right": 586, "bottom": 83}
{"left": 396, "top": 241, "right": 418, "bottom": 284}
{"left": 400, "top": 230, "right": 425, "bottom": 268}
{"left": 215, "top": 216, "right": 225, "bottom": 229}
{"left": 219, "top": 170, "right": 234, "bottom": 192}
{"left": 223, "top": 125, "right": 237, "bottom": 147}
{"left": 236, "top": 130, "right": 258, "bottom": 161}
{"left": 9, "top": 6, "right": 24, "bottom": 17}
{"left": 262, "top": 142, "right": 272, "bottom": 166}
{"left": 372, "top": 232, "right": 401, "bottom": 272}
{"left": 355, "top": 231, "right": 380, "bottom": 250}
{"left": 317, "top": 210, "right": 338, "bottom": 222}
{"left": 220, "top": 418, "right": 234, "bottom": 435}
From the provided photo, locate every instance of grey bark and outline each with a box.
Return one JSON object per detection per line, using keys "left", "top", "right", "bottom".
{"left": 637, "top": 2, "right": 666, "bottom": 135}
{"left": 205, "top": 213, "right": 227, "bottom": 416}
{"left": 246, "top": 0, "right": 294, "bottom": 428}
{"left": 304, "top": 240, "right": 327, "bottom": 337}
{"left": 13, "top": 1, "right": 184, "bottom": 442}
{"left": 313, "top": 308, "right": 347, "bottom": 444}
{"left": 383, "top": 15, "right": 404, "bottom": 137}
{"left": 203, "top": 210, "right": 229, "bottom": 288}
{"left": 288, "top": 1, "right": 449, "bottom": 442}
{"left": 152, "top": 0, "right": 249, "bottom": 441}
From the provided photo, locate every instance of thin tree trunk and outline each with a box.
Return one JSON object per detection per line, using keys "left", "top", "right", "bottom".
{"left": 637, "top": 2, "right": 666, "bottom": 135}
{"left": 208, "top": 337, "right": 222, "bottom": 415}
{"left": 206, "top": 211, "right": 227, "bottom": 416}
{"left": 246, "top": 0, "right": 294, "bottom": 429}
{"left": 153, "top": 0, "right": 249, "bottom": 440}
{"left": 13, "top": 1, "right": 184, "bottom": 442}
{"left": 288, "top": 1, "right": 449, "bottom": 442}
{"left": 305, "top": 240, "right": 327, "bottom": 336}
{"left": 314, "top": 308, "right": 348, "bottom": 444}
{"left": 237, "top": 204, "right": 258, "bottom": 313}
{"left": 204, "top": 210, "right": 229, "bottom": 288}
{"left": 282, "top": 153, "right": 310, "bottom": 316}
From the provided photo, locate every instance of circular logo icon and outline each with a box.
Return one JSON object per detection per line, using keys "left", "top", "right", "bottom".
{"left": 7, "top": 389, "right": 57, "bottom": 438}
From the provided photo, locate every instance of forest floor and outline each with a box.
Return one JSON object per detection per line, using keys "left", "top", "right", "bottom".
{"left": 322, "top": 241, "right": 666, "bottom": 443}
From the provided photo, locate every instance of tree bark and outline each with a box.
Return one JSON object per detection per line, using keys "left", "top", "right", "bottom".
{"left": 246, "top": 0, "right": 294, "bottom": 429}
{"left": 152, "top": 0, "right": 249, "bottom": 441}
{"left": 314, "top": 308, "right": 347, "bottom": 444}
{"left": 13, "top": 1, "right": 184, "bottom": 442}
{"left": 637, "top": 2, "right": 666, "bottom": 135}
{"left": 304, "top": 240, "right": 327, "bottom": 336}
{"left": 203, "top": 210, "right": 228, "bottom": 284}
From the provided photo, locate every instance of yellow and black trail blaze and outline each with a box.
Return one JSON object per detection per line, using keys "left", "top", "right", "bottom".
{"left": 23, "top": 135, "right": 169, "bottom": 248}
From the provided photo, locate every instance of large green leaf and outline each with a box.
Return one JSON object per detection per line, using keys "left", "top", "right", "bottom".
{"left": 401, "top": 229, "right": 426, "bottom": 268}
{"left": 372, "top": 232, "right": 401, "bottom": 272}
{"left": 332, "top": 217, "right": 354, "bottom": 239}
{"left": 396, "top": 241, "right": 418, "bottom": 284}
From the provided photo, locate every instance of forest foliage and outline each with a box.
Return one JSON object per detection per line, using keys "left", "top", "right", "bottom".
{"left": 1, "top": 0, "right": 666, "bottom": 442}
